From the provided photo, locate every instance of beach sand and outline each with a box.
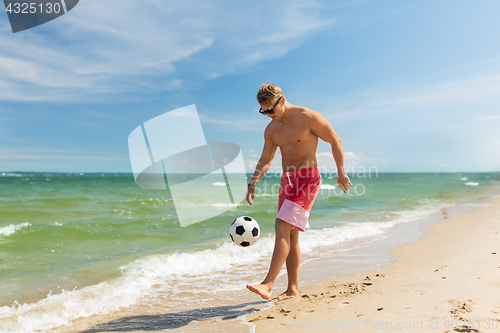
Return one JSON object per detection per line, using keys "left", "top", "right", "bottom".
{"left": 68, "top": 195, "right": 500, "bottom": 333}
{"left": 247, "top": 195, "right": 500, "bottom": 332}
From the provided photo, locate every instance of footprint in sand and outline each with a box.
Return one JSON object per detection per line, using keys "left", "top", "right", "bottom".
{"left": 443, "top": 327, "right": 480, "bottom": 333}
{"left": 491, "top": 305, "right": 500, "bottom": 315}
{"left": 363, "top": 273, "right": 385, "bottom": 281}
{"left": 434, "top": 265, "right": 448, "bottom": 272}
{"left": 447, "top": 299, "right": 474, "bottom": 316}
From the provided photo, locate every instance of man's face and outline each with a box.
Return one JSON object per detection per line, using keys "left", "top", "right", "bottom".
{"left": 259, "top": 96, "right": 283, "bottom": 121}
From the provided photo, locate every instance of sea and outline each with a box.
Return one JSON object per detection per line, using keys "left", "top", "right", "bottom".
{"left": 1, "top": 171, "right": 500, "bottom": 332}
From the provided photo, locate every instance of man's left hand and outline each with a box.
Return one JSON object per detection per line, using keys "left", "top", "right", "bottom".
{"left": 337, "top": 174, "right": 352, "bottom": 193}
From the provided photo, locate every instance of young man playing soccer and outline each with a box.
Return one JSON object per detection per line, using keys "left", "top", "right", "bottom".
{"left": 246, "top": 83, "right": 352, "bottom": 302}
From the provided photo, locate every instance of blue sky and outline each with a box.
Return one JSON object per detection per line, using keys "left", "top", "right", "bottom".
{"left": 1, "top": 0, "right": 499, "bottom": 173}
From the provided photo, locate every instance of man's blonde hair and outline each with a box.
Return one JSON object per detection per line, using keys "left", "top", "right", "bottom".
{"left": 256, "top": 83, "right": 283, "bottom": 105}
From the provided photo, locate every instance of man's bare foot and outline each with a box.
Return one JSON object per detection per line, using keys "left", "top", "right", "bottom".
{"left": 272, "top": 290, "right": 299, "bottom": 302}
{"left": 246, "top": 284, "right": 272, "bottom": 300}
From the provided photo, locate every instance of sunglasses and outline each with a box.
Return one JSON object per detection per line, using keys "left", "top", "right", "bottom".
{"left": 259, "top": 96, "right": 282, "bottom": 115}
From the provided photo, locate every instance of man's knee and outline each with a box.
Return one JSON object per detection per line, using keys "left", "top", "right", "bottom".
{"left": 290, "top": 228, "right": 299, "bottom": 244}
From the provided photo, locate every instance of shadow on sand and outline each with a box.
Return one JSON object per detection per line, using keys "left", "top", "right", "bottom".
{"left": 80, "top": 301, "right": 265, "bottom": 332}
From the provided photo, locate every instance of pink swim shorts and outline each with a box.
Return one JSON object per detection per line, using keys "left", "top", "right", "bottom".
{"left": 277, "top": 167, "right": 321, "bottom": 232}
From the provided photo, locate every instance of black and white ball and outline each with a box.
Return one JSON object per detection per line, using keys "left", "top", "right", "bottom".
{"left": 229, "top": 216, "right": 260, "bottom": 247}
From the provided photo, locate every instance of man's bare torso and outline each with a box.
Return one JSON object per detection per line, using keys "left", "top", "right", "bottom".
{"left": 266, "top": 106, "right": 319, "bottom": 171}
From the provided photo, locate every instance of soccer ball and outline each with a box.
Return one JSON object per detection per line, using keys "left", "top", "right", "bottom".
{"left": 229, "top": 216, "right": 260, "bottom": 247}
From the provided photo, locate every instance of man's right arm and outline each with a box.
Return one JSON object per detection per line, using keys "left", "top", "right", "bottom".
{"left": 246, "top": 127, "right": 277, "bottom": 205}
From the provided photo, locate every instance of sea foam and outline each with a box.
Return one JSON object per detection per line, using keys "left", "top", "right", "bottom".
{"left": 0, "top": 223, "right": 31, "bottom": 237}
{"left": 0, "top": 221, "right": 394, "bottom": 332}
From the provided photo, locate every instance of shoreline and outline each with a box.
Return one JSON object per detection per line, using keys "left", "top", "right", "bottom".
{"left": 246, "top": 195, "right": 500, "bottom": 332}
{"left": 65, "top": 193, "right": 500, "bottom": 333}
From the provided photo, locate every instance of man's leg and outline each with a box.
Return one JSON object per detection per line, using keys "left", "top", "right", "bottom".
{"left": 273, "top": 228, "right": 300, "bottom": 301}
{"left": 246, "top": 218, "right": 293, "bottom": 300}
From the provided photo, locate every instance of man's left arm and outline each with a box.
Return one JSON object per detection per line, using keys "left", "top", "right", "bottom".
{"left": 309, "top": 111, "right": 352, "bottom": 193}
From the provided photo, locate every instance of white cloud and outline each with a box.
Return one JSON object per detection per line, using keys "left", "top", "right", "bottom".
{"left": 473, "top": 115, "right": 500, "bottom": 122}
{"left": 372, "top": 74, "right": 500, "bottom": 108}
{"left": 318, "top": 70, "right": 500, "bottom": 124}
{"left": 200, "top": 112, "right": 269, "bottom": 132}
{"left": 317, "top": 151, "right": 370, "bottom": 170}
{"left": 201, "top": 1, "right": 334, "bottom": 79}
{"left": 0, "top": 147, "right": 128, "bottom": 161}
{"left": 244, "top": 148, "right": 282, "bottom": 173}
{"left": 0, "top": 0, "right": 333, "bottom": 102}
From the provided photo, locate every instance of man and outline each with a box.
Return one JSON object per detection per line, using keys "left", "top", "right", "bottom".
{"left": 246, "top": 83, "right": 352, "bottom": 302}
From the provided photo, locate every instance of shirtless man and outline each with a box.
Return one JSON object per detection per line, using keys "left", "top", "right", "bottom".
{"left": 246, "top": 83, "right": 352, "bottom": 302}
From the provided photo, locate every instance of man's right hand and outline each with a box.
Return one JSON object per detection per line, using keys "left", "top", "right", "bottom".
{"left": 246, "top": 185, "right": 255, "bottom": 205}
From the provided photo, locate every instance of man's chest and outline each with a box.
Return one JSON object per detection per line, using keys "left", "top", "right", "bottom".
{"left": 270, "top": 123, "right": 312, "bottom": 147}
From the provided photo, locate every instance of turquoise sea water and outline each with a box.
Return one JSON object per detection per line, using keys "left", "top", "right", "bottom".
{"left": 1, "top": 171, "right": 500, "bottom": 332}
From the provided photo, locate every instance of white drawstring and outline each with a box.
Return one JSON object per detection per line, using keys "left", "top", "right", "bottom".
{"left": 286, "top": 172, "right": 293, "bottom": 188}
